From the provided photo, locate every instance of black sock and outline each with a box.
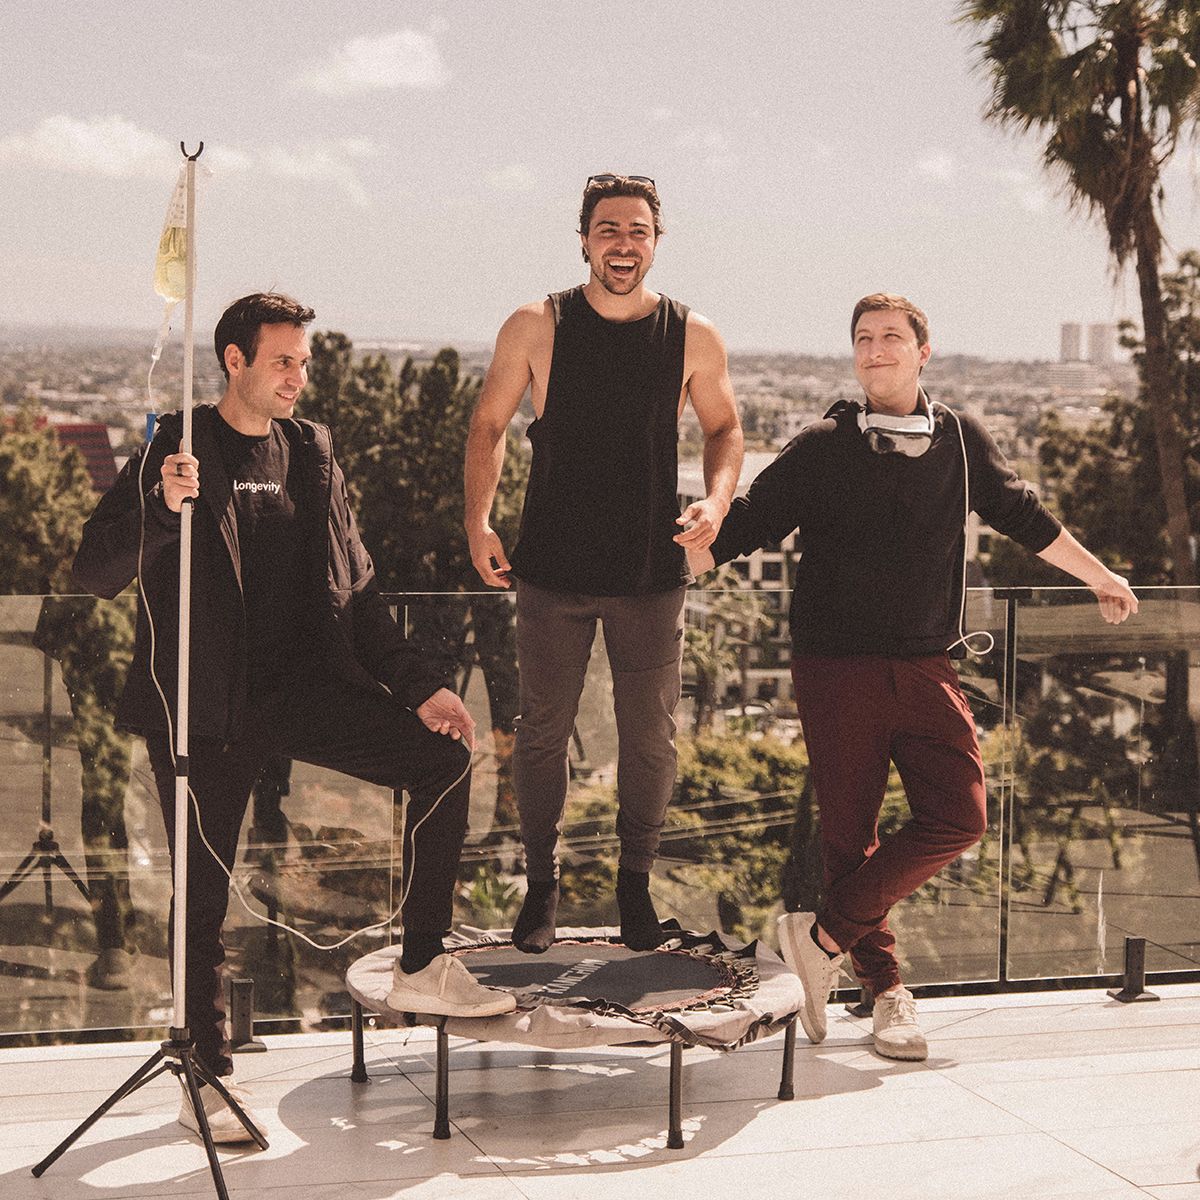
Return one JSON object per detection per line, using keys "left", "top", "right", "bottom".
{"left": 617, "top": 868, "right": 664, "bottom": 951}
{"left": 400, "top": 931, "right": 444, "bottom": 975}
{"left": 810, "top": 921, "right": 839, "bottom": 960}
{"left": 512, "top": 878, "right": 559, "bottom": 954}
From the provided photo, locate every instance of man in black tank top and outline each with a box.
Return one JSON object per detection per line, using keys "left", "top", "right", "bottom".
{"left": 464, "top": 175, "right": 744, "bottom": 953}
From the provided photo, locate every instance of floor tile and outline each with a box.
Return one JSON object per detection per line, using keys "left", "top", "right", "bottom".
{"left": 1054, "top": 1120, "right": 1200, "bottom": 1188}
{"left": 502, "top": 1131, "right": 1146, "bottom": 1200}
{"left": 964, "top": 1069, "right": 1200, "bottom": 1133}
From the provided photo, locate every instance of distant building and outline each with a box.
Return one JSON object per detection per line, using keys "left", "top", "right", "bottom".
{"left": 1087, "top": 322, "right": 1117, "bottom": 365}
{"left": 1060, "top": 322, "right": 1083, "bottom": 363}
{"left": 45, "top": 420, "right": 119, "bottom": 492}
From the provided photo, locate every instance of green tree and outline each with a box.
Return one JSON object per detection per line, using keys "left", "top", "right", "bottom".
{"left": 684, "top": 565, "right": 767, "bottom": 734}
{"left": 0, "top": 406, "right": 97, "bottom": 593}
{"left": 962, "top": 0, "right": 1200, "bottom": 586}
{"left": 302, "top": 336, "right": 530, "bottom": 830}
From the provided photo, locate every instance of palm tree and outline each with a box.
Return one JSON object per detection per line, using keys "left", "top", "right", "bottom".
{"left": 961, "top": 0, "right": 1200, "bottom": 586}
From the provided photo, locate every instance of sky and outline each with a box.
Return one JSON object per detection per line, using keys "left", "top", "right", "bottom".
{"left": 1, "top": 1, "right": 1197, "bottom": 359}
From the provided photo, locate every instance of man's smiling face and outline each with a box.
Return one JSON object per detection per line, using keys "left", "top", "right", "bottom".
{"left": 852, "top": 309, "right": 931, "bottom": 414}
{"left": 581, "top": 195, "right": 658, "bottom": 296}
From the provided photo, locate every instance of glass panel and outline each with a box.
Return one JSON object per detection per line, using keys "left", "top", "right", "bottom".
{"left": 1005, "top": 587, "right": 1200, "bottom": 980}
{"left": 4, "top": 586, "right": 1198, "bottom": 1047}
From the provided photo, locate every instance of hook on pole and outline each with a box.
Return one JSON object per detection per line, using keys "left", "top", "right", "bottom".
{"left": 180, "top": 142, "right": 204, "bottom": 161}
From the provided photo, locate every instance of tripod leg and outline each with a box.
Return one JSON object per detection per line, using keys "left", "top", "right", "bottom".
{"left": 51, "top": 850, "right": 92, "bottom": 902}
{"left": 31, "top": 1050, "right": 167, "bottom": 1177}
{"left": 178, "top": 1051, "right": 232, "bottom": 1200}
{"left": 0, "top": 850, "right": 40, "bottom": 902}
{"left": 194, "top": 1064, "right": 270, "bottom": 1150}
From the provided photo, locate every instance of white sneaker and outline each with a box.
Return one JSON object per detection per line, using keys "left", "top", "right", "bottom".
{"left": 386, "top": 953, "right": 517, "bottom": 1018}
{"left": 777, "top": 912, "right": 844, "bottom": 1044}
{"left": 872, "top": 985, "right": 928, "bottom": 1061}
{"left": 178, "top": 1081, "right": 266, "bottom": 1145}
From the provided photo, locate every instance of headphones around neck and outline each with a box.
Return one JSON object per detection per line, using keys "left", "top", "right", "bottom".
{"left": 856, "top": 391, "right": 935, "bottom": 457}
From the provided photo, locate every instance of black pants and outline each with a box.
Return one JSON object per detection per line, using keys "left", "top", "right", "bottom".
{"left": 147, "top": 677, "right": 472, "bottom": 1077}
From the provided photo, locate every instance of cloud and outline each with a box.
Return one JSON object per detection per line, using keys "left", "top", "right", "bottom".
{"left": 303, "top": 30, "right": 449, "bottom": 94}
{"left": 916, "top": 152, "right": 956, "bottom": 182}
{"left": 485, "top": 163, "right": 536, "bottom": 193}
{"left": 0, "top": 115, "right": 379, "bottom": 206}
{"left": 258, "top": 145, "right": 374, "bottom": 207}
{"left": 0, "top": 114, "right": 176, "bottom": 179}
{"left": 650, "top": 106, "right": 674, "bottom": 123}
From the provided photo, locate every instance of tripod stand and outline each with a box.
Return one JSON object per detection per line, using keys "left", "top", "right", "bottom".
{"left": 31, "top": 143, "right": 268, "bottom": 1200}
{"left": 0, "top": 653, "right": 91, "bottom": 913}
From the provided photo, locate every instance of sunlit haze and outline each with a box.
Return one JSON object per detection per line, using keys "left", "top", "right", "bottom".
{"left": 2, "top": 0, "right": 1197, "bottom": 357}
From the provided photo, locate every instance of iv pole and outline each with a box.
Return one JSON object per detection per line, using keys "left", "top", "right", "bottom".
{"left": 32, "top": 142, "right": 268, "bottom": 1200}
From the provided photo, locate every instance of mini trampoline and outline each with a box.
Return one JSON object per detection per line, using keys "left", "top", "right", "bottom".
{"left": 345, "top": 924, "right": 804, "bottom": 1148}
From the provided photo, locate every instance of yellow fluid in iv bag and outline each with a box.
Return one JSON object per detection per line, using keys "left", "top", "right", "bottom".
{"left": 154, "top": 167, "right": 188, "bottom": 303}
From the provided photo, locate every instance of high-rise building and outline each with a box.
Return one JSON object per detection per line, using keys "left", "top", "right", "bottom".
{"left": 1060, "top": 322, "right": 1083, "bottom": 362}
{"left": 1088, "top": 322, "right": 1117, "bottom": 365}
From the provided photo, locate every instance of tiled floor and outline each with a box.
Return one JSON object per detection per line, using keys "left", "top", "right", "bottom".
{"left": 2, "top": 984, "right": 1199, "bottom": 1199}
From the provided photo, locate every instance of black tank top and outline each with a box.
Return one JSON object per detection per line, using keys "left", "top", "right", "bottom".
{"left": 509, "top": 286, "right": 693, "bottom": 596}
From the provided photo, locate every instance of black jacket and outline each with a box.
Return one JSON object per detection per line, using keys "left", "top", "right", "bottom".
{"left": 709, "top": 398, "right": 1062, "bottom": 657}
{"left": 72, "top": 404, "right": 449, "bottom": 740}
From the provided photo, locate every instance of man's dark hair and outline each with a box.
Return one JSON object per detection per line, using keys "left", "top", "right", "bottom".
{"left": 578, "top": 175, "right": 663, "bottom": 262}
{"left": 214, "top": 292, "right": 315, "bottom": 380}
{"left": 851, "top": 293, "right": 930, "bottom": 347}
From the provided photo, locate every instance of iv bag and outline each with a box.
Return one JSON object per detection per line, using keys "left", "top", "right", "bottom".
{"left": 153, "top": 165, "right": 188, "bottom": 302}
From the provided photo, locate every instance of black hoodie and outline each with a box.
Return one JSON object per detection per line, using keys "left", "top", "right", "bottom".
{"left": 72, "top": 404, "right": 449, "bottom": 741}
{"left": 708, "top": 398, "right": 1061, "bottom": 658}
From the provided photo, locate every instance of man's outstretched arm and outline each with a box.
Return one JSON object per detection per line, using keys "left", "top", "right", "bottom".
{"left": 674, "top": 314, "right": 743, "bottom": 552}
{"left": 1037, "top": 529, "right": 1138, "bottom": 624}
{"left": 464, "top": 304, "right": 544, "bottom": 588}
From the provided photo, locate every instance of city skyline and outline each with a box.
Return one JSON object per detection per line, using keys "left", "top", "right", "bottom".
{"left": 2, "top": 1, "right": 1197, "bottom": 359}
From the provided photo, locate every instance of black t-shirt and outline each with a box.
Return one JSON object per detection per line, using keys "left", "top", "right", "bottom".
{"left": 213, "top": 414, "right": 309, "bottom": 694}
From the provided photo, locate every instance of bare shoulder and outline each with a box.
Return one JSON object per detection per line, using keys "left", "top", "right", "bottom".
{"left": 498, "top": 299, "right": 555, "bottom": 355}
{"left": 684, "top": 309, "right": 728, "bottom": 365}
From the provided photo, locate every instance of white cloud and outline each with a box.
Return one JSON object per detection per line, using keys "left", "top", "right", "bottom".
{"left": 485, "top": 163, "right": 536, "bottom": 193}
{"left": 303, "top": 30, "right": 450, "bottom": 94}
{"left": 0, "top": 115, "right": 377, "bottom": 206}
{"left": 0, "top": 114, "right": 175, "bottom": 179}
{"left": 916, "top": 152, "right": 956, "bottom": 182}
{"left": 650, "top": 106, "right": 674, "bottom": 123}
{"left": 259, "top": 145, "right": 373, "bottom": 207}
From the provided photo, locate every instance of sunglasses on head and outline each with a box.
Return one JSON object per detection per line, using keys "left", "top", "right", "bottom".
{"left": 586, "top": 174, "right": 656, "bottom": 190}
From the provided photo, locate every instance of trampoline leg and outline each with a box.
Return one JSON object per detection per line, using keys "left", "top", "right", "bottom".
{"left": 351, "top": 1000, "right": 368, "bottom": 1084}
{"left": 667, "top": 1042, "right": 684, "bottom": 1149}
{"left": 433, "top": 1021, "right": 451, "bottom": 1140}
{"left": 778, "top": 1017, "right": 796, "bottom": 1101}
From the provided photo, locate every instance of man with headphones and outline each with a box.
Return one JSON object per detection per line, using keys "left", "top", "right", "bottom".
{"left": 688, "top": 293, "right": 1137, "bottom": 1061}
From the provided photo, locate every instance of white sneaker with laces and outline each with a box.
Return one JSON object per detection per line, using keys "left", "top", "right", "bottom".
{"left": 872, "top": 985, "right": 928, "bottom": 1061}
{"left": 177, "top": 1080, "right": 266, "bottom": 1145}
{"left": 777, "top": 912, "right": 844, "bottom": 1044}
{"left": 386, "top": 953, "right": 517, "bottom": 1018}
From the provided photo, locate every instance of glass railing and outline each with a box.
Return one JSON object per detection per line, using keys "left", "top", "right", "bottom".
{"left": 0, "top": 586, "right": 1196, "bottom": 1046}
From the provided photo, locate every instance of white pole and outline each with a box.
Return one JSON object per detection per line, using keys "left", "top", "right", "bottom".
{"left": 172, "top": 146, "right": 200, "bottom": 1034}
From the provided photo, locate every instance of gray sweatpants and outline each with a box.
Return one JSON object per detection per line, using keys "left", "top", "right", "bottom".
{"left": 513, "top": 579, "right": 686, "bottom": 880}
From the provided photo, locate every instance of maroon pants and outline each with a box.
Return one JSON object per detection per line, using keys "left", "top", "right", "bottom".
{"left": 791, "top": 654, "right": 987, "bottom": 996}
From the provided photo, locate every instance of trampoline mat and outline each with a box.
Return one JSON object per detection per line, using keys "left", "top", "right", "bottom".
{"left": 453, "top": 939, "right": 740, "bottom": 1014}
{"left": 348, "top": 925, "right": 803, "bottom": 1051}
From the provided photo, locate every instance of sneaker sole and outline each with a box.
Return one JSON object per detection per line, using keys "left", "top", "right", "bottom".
{"left": 872, "top": 1039, "right": 928, "bottom": 1062}
{"left": 777, "top": 914, "right": 829, "bottom": 1044}
{"left": 384, "top": 989, "right": 517, "bottom": 1019}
